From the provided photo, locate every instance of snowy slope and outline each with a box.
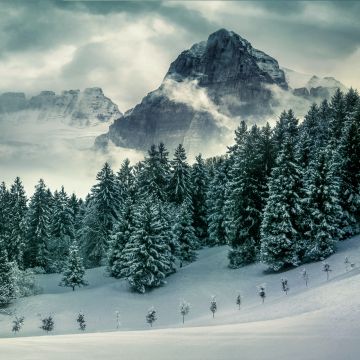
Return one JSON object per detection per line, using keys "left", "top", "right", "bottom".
{"left": 1, "top": 236, "right": 360, "bottom": 359}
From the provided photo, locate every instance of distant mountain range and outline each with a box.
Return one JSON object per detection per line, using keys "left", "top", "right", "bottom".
{"left": 0, "top": 87, "right": 121, "bottom": 127}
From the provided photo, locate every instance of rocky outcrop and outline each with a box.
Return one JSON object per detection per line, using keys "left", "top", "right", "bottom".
{"left": 0, "top": 87, "right": 121, "bottom": 127}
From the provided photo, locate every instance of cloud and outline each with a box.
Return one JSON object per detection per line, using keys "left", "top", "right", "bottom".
{"left": 0, "top": 115, "right": 144, "bottom": 197}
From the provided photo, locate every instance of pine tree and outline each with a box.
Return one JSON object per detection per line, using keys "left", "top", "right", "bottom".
{"left": 226, "top": 125, "right": 267, "bottom": 267}
{"left": 174, "top": 202, "right": 198, "bottom": 267}
{"left": 207, "top": 157, "right": 229, "bottom": 246}
{"left": 12, "top": 316, "right": 25, "bottom": 333}
{"left": 281, "top": 278, "right": 289, "bottom": 295}
{"left": 236, "top": 293, "right": 241, "bottom": 310}
{"left": 190, "top": 154, "right": 209, "bottom": 245}
{"left": 258, "top": 284, "right": 266, "bottom": 303}
{"left": 120, "top": 200, "right": 171, "bottom": 293}
{"left": 138, "top": 144, "right": 170, "bottom": 202}
{"left": 108, "top": 198, "right": 134, "bottom": 278}
{"left": 117, "top": 158, "right": 135, "bottom": 202}
{"left": 210, "top": 296, "right": 217, "bottom": 318}
{"left": 302, "top": 148, "right": 343, "bottom": 261}
{"left": 76, "top": 313, "right": 86, "bottom": 331}
{"left": 50, "top": 186, "right": 75, "bottom": 269}
{"left": 0, "top": 182, "right": 11, "bottom": 251}
{"left": 146, "top": 307, "right": 157, "bottom": 327}
{"left": 0, "top": 243, "right": 16, "bottom": 307}
{"left": 301, "top": 268, "right": 309, "bottom": 287}
{"left": 7, "top": 177, "right": 27, "bottom": 266}
{"left": 40, "top": 315, "right": 54, "bottom": 333}
{"left": 168, "top": 144, "right": 192, "bottom": 205}
{"left": 59, "top": 242, "right": 88, "bottom": 291}
{"left": 25, "top": 179, "right": 51, "bottom": 270}
{"left": 260, "top": 111, "right": 302, "bottom": 271}
{"left": 81, "top": 163, "right": 120, "bottom": 266}
{"left": 322, "top": 262, "right": 331, "bottom": 280}
{"left": 337, "top": 101, "right": 360, "bottom": 235}
{"left": 179, "top": 300, "right": 190, "bottom": 324}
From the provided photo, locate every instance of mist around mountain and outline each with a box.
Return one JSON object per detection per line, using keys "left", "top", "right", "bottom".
{"left": 96, "top": 29, "right": 346, "bottom": 158}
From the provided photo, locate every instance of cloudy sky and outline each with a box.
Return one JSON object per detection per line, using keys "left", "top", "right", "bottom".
{"left": 0, "top": 0, "right": 359, "bottom": 112}
{"left": 0, "top": 0, "right": 359, "bottom": 197}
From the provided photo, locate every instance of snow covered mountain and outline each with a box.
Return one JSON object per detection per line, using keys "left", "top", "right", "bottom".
{"left": 0, "top": 87, "right": 121, "bottom": 127}
{"left": 283, "top": 68, "right": 347, "bottom": 100}
{"left": 96, "top": 29, "right": 345, "bottom": 156}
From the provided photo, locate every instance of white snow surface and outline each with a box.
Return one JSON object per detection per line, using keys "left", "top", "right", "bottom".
{"left": 1, "top": 235, "right": 360, "bottom": 359}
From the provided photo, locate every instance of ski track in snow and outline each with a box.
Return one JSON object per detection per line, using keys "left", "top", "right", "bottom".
{"left": 1, "top": 235, "right": 360, "bottom": 359}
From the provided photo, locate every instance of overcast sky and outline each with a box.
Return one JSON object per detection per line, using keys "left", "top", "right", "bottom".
{"left": 0, "top": 0, "right": 359, "bottom": 112}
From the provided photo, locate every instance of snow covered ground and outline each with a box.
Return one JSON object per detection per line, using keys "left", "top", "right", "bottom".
{"left": 1, "top": 235, "right": 360, "bottom": 359}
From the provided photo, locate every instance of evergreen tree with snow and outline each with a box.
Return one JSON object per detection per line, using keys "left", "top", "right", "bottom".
{"left": 50, "top": 186, "right": 75, "bottom": 269}
{"left": 301, "top": 148, "right": 343, "bottom": 261}
{"left": 322, "top": 262, "right": 331, "bottom": 280}
{"left": 173, "top": 201, "right": 198, "bottom": 267}
{"left": 226, "top": 125, "right": 267, "bottom": 267}
{"left": 76, "top": 313, "right": 86, "bottom": 331}
{"left": 258, "top": 285, "right": 266, "bottom": 303}
{"left": 108, "top": 198, "right": 134, "bottom": 278}
{"left": 336, "top": 100, "right": 360, "bottom": 236}
{"left": 40, "top": 315, "right": 54, "bottom": 333}
{"left": 207, "top": 157, "right": 229, "bottom": 246}
{"left": 0, "top": 242, "right": 16, "bottom": 307}
{"left": 281, "top": 278, "right": 289, "bottom": 295}
{"left": 146, "top": 307, "right": 157, "bottom": 327}
{"left": 260, "top": 110, "right": 303, "bottom": 271}
{"left": 179, "top": 300, "right": 190, "bottom": 324}
{"left": 7, "top": 177, "right": 27, "bottom": 267}
{"left": 24, "top": 179, "right": 51, "bottom": 270}
{"left": 190, "top": 154, "right": 209, "bottom": 245}
{"left": 138, "top": 144, "right": 170, "bottom": 202}
{"left": 236, "top": 293, "right": 241, "bottom": 310}
{"left": 301, "top": 268, "right": 309, "bottom": 287}
{"left": 120, "top": 200, "right": 171, "bottom": 293}
{"left": 81, "top": 163, "right": 120, "bottom": 266}
{"left": 0, "top": 182, "right": 11, "bottom": 251}
{"left": 168, "top": 144, "right": 192, "bottom": 205}
{"left": 117, "top": 158, "right": 135, "bottom": 202}
{"left": 59, "top": 242, "right": 88, "bottom": 291}
{"left": 210, "top": 296, "right": 217, "bottom": 318}
{"left": 12, "top": 316, "right": 24, "bottom": 333}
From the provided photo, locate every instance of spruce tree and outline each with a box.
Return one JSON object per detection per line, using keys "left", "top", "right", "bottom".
{"left": 0, "top": 242, "right": 16, "bottom": 307}
{"left": 302, "top": 148, "right": 343, "bottom": 261}
{"left": 120, "top": 200, "right": 171, "bottom": 293}
{"left": 168, "top": 144, "right": 192, "bottom": 205}
{"left": 138, "top": 144, "right": 170, "bottom": 202}
{"left": 7, "top": 177, "right": 27, "bottom": 266}
{"left": 59, "top": 242, "right": 88, "bottom": 291}
{"left": 81, "top": 163, "right": 120, "bottom": 266}
{"left": 226, "top": 125, "right": 266, "bottom": 267}
{"left": 25, "top": 179, "right": 51, "bottom": 270}
{"left": 207, "top": 157, "right": 229, "bottom": 246}
{"left": 337, "top": 101, "right": 360, "bottom": 235}
{"left": 50, "top": 186, "right": 75, "bottom": 269}
{"left": 260, "top": 111, "right": 302, "bottom": 271}
{"left": 191, "top": 154, "right": 209, "bottom": 245}
{"left": 108, "top": 198, "right": 134, "bottom": 278}
{"left": 174, "top": 201, "right": 198, "bottom": 266}
{"left": 117, "top": 158, "right": 135, "bottom": 201}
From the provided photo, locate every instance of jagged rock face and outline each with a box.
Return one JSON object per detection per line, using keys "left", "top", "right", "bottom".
{"left": 99, "top": 29, "right": 288, "bottom": 154}
{"left": 0, "top": 87, "right": 121, "bottom": 127}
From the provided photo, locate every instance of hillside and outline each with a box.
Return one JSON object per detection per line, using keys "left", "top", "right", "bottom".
{"left": 1, "top": 235, "right": 360, "bottom": 359}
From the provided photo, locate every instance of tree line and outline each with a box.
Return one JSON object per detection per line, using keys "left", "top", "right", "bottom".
{"left": 0, "top": 88, "right": 359, "bottom": 300}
